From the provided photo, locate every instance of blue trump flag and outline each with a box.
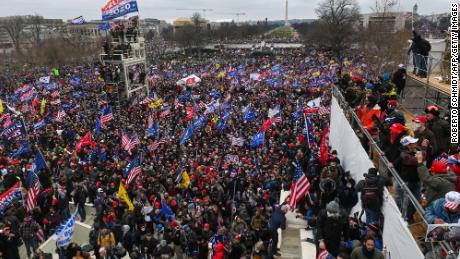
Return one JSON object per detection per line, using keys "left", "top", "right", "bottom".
{"left": 250, "top": 132, "right": 265, "bottom": 148}
{"left": 161, "top": 199, "right": 174, "bottom": 222}
{"left": 99, "top": 23, "right": 111, "bottom": 31}
{"left": 179, "top": 125, "right": 193, "bottom": 145}
{"left": 192, "top": 116, "right": 206, "bottom": 130}
{"left": 243, "top": 109, "right": 256, "bottom": 123}
{"left": 32, "top": 151, "right": 46, "bottom": 173}
{"left": 95, "top": 118, "right": 101, "bottom": 136}
{"left": 9, "top": 141, "right": 31, "bottom": 158}
{"left": 146, "top": 122, "right": 158, "bottom": 137}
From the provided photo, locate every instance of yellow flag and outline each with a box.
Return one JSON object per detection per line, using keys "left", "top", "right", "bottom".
{"left": 40, "top": 99, "right": 46, "bottom": 115}
{"left": 217, "top": 72, "right": 225, "bottom": 79}
{"left": 215, "top": 64, "right": 221, "bottom": 69}
{"left": 180, "top": 170, "right": 190, "bottom": 189}
{"left": 0, "top": 99, "right": 3, "bottom": 114}
{"left": 148, "top": 99, "right": 162, "bottom": 109}
{"left": 312, "top": 71, "right": 320, "bottom": 77}
{"left": 118, "top": 184, "right": 134, "bottom": 211}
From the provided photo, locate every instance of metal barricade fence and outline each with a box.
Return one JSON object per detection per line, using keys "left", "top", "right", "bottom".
{"left": 407, "top": 52, "right": 449, "bottom": 85}
{"left": 331, "top": 85, "right": 456, "bottom": 258}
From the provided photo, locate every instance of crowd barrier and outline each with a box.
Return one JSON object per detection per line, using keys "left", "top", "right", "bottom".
{"left": 331, "top": 85, "right": 456, "bottom": 258}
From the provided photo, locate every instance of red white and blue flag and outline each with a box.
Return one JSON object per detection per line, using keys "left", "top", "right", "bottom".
{"left": 101, "top": 0, "right": 139, "bottom": 21}
{"left": 288, "top": 163, "right": 311, "bottom": 210}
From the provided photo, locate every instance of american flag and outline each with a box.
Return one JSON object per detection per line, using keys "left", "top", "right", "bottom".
{"left": 149, "top": 136, "right": 167, "bottom": 151}
{"left": 160, "top": 109, "right": 171, "bottom": 118}
{"left": 318, "top": 106, "right": 331, "bottom": 116}
{"left": 55, "top": 110, "right": 66, "bottom": 122}
{"left": 100, "top": 106, "right": 113, "bottom": 125}
{"left": 123, "top": 133, "right": 140, "bottom": 154}
{"left": 98, "top": 100, "right": 108, "bottom": 107}
{"left": 121, "top": 132, "right": 130, "bottom": 149}
{"left": 140, "top": 96, "right": 154, "bottom": 105}
{"left": 198, "top": 101, "right": 206, "bottom": 109}
{"left": 1, "top": 113, "right": 12, "bottom": 128}
{"left": 50, "top": 99, "right": 61, "bottom": 105}
{"left": 36, "top": 225, "right": 45, "bottom": 243}
{"left": 288, "top": 163, "right": 311, "bottom": 210}
{"left": 26, "top": 172, "right": 41, "bottom": 212}
{"left": 174, "top": 99, "right": 184, "bottom": 109}
{"left": 318, "top": 250, "right": 330, "bottom": 259}
{"left": 126, "top": 157, "right": 142, "bottom": 184}
{"left": 270, "top": 116, "right": 282, "bottom": 123}
{"left": 51, "top": 91, "right": 60, "bottom": 98}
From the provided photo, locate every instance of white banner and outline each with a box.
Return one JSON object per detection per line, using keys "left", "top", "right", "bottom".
{"left": 329, "top": 97, "right": 423, "bottom": 259}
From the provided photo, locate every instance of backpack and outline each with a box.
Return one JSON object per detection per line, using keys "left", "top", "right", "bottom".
{"left": 419, "top": 39, "right": 431, "bottom": 55}
{"left": 361, "top": 181, "right": 380, "bottom": 210}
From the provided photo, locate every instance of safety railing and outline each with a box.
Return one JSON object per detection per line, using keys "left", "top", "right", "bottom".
{"left": 331, "top": 85, "right": 456, "bottom": 258}
{"left": 407, "top": 52, "right": 450, "bottom": 85}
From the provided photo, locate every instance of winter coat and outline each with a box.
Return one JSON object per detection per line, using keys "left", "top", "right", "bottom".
{"left": 427, "top": 117, "right": 450, "bottom": 155}
{"left": 316, "top": 209, "right": 348, "bottom": 257}
{"left": 357, "top": 104, "right": 381, "bottom": 133}
{"left": 448, "top": 154, "right": 460, "bottom": 192}
{"left": 350, "top": 246, "right": 385, "bottom": 259}
{"left": 414, "top": 128, "right": 437, "bottom": 163}
{"left": 355, "top": 174, "right": 386, "bottom": 210}
{"left": 417, "top": 164, "right": 456, "bottom": 205}
{"left": 424, "top": 198, "right": 460, "bottom": 224}
{"left": 397, "top": 147, "right": 420, "bottom": 183}
{"left": 268, "top": 207, "right": 286, "bottom": 231}
{"left": 391, "top": 68, "right": 407, "bottom": 92}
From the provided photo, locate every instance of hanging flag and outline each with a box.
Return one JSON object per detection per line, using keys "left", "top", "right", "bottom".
{"left": 125, "top": 156, "right": 142, "bottom": 184}
{"left": 71, "top": 16, "right": 86, "bottom": 24}
{"left": 118, "top": 183, "right": 134, "bottom": 211}
{"left": 1, "top": 120, "right": 26, "bottom": 140}
{"left": 192, "top": 116, "right": 206, "bottom": 130}
{"left": 179, "top": 125, "right": 193, "bottom": 145}
{"left": 0, "top": 182, "right": 22, "bottom": 216}
{"left": 121, "top": 131, "right": 130, "bottom": 150}
{"left": 9, "top": 141, "right": 31, "bottom": 158}
{"left": 52, "top": 210, "right": 78, "bottom": 248}
{"left": 180, "top": 170, "right": 190, "bottom": 189}
{"left": 250, "top": 132, "right": 265, "bottom": 148}
{"left": 124, "top": 134, "right": 140, "bottom": 154}
{"left": 288, "top": 162, "right": 311, "bottom": 210}
{"left": 40, "top": 99, "right": 46, "bottom": 115}
{"left": 26, "top": 171, "right": 40, "bottom": 212}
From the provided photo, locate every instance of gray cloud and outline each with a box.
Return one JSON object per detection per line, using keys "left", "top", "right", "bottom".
{"left": 2, "top": 0, "right": 452, "bottom": 22}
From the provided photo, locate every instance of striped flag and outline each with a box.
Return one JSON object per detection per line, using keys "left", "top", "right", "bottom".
{"left": 270, "top": 116, "right": 282, "bottom": 123}
{"left": 55, "top": 110, "right": 66, "bottom": 122}
{"left": 318, "top": 106, "right": 331, "bottom": 116}
{"left": 121, "top": 131, "right": 130, "bottom": 149}
{"left": 36, "top": 225, "right": 45, "bottom": 242}
{"left": 174, "top": 99, "right": 184, "bottom": 109}
{"left": 123, "top": 133, "right": 140, "bottom": 154}
{"left": 51, "top": 91, "right": 60, "bottom": 98}
{"left": 198, "top": 101, "right": 206, "bottom": 109}
{"left": 26, "top": 171, "right": 41, "bottom": 212}
{"left": 50, "top": 99, "right": 61, "bottom": 105}
{"left": 160, "top": 109, "right": 171, "bottom": 118}
{"left": 149, "top": 136, "right": 167, "bottom": 151}
{"left": 100, "top": 106, "right": 113, "bottom": 126}
{"left": 125, "top": 156, "right": 142, "bottom": 184}
{"left": 318, "top": 249, "right": 330, "bottom": 259}
{"left": 140, "top": 96, "right": 155, "bottom": 105}
{"left": 288, "top": 163, "right": 311, "bottom": 210}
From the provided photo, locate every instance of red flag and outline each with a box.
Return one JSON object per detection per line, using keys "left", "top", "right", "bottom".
{"left": 259, "top": 119, "right": 272, "bottom": 132}
{"left": 32, "top": 96, "right": 39, "bottom": 108}
{"left": 76, "top": 132, "right": 93, "bottom": 151}
{"left": 319, "top": 127, "right": 330, "bottom": 166}
{"left": 185, "top": 106, "right": 195, "bottom": 121}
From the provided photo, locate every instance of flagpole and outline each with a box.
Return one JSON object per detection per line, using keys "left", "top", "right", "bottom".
{"left": 303, "top": 113, "right": 310, "bottom": 149}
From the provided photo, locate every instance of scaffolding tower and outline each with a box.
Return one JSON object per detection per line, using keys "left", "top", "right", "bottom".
{"left": 100, "top": 30, "right": 149, "bottom": 100}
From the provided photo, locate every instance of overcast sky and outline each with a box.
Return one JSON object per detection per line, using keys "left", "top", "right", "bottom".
{"left": 2, "top": 0, "right": 452, "bottom": 22}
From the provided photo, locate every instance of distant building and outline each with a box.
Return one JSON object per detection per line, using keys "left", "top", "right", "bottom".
{"left": 67, "top": 20, "right": 106, "bottom": 40}
{"left": 172, "top": 17, "right": 208, "bottom": 33}
{"left": 141, "top": 18, "right": 168, "bottom": 35}
{"left": 360, "top": 12, "right": 410, "bottom": 32}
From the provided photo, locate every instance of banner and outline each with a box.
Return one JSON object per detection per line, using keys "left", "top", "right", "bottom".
{"left": 329, "top": 97, "right": 423, "bottom": 259}
{"left": 1, "top": 120, "right": 26, "bottom": 140}
{"left": 0, "top": 182, "right": 22, "bottom": 216}
{"left": 52, "top": 210, "right": 78, "bottom": 248}
{"left": 39, "top": 76, "right": 50, "bottom": 84}
{"left": 102, "top": 0, "right": 138, "bottom": 21}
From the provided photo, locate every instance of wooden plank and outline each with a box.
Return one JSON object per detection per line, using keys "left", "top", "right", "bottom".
{"left": 407, "top": 72, "right": 450, "bottom": 95}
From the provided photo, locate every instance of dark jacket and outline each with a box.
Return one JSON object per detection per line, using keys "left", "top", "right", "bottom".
{"left": 268, "top": 207, "right": 286, "bottom": 231}
{"left": 427, "top": 117, "right": 450, "bottom": 155}
{"left": 316, "top": 209, "right": 348, "bottom": 257}
{"left": 414, "top": 127, "right": 437, "bottom": 163}
{"left": 355, "top": 174, "right": 386, "bottom": 210}
{"left": 391, "top": 68, "right": 407, "bottom": 92}
{"left": 417, "top": 164, "right": 456, "bottom": 204}
{"left": 397, "top": 147, "right": 420, "bottom": 183}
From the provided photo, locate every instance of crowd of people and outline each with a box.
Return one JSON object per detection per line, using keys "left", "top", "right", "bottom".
{"left": 0, "top": 45, "right": 455, "bottom": 259}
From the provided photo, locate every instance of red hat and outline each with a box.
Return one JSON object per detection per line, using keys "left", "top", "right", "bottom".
{"left": 96, "top": 181, "right": 101, "bottom": 187}
{"left": 171, "top": 221, "right": 178, "bottom": 228}
{"left": 204, "top": 223, "right": 210, "bottom": 229}
{"left": 201, "top": 189, "right": 207, "bottom": 196}
{"left": 43, "top": 218, "right": 49, "bottom": 225}
{"left": 389, "top": 123, "right": 405, "bottom": 134}
{"left": 288, "top": 143, "right": 295, "bottom": 149}
{"left": 263, "top": 193, "right": 270, "bottom": 200}
{"left": 149, "top": 194, "right": 155, "bottom": 201}
{"left": 388, "top": 100, "right": 398, "bottom": 106}
{"left": 431, "top": 161, "right": 448, "bottom": 174}
{"left": 112, "top": 201, "right": 118, "bottom": 207}
{"left": 414, "top": 116, "right": 428, "bottom": 124}
{"left": 154, "top": 201, "right": 161, "bottom": 208}
{"left": 170, "top": 199, "right": 177, "bottom": 207}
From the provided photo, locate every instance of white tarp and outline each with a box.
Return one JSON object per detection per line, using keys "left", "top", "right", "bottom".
{"left": 329, "top": 97, "right": 423, "bottom": 259}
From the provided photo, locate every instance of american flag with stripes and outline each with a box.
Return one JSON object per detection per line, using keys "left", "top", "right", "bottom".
{"left": 51, "top": 91, "right": 60, "bottom": 98}
{"left": 149, "top": 136, "right": 168, "bottom": 151}
{"left": 0, "top": 113, "right": 12, "bottom": 129}
{"left": 126, "top": 156, "right": 142, "bottom": 184}
{"left": 50, "top": 99, "right": 61, "bottom": 105}
{"left": 160, "top": 109, "right": 171, "bottom": 118}
{"left": 174, "top": 99, "right": 184, "bottom": 109}
{"left": 55, "top": 110, "right": 66, "bottom": 122}
{"left": 288, "top": 163, "right": 311, "bottom": 210}
{"left": 198, "top": 101, "right": 206, "bottom": 109}
{"left": 121, "top": 132, "right": 130, "bottom": 149}
{"left": 318, "top": 249, "right": 330, "bottom": 259}
{"left": 318, "top": 106, "right": 331, "bottom": 116}
{"left": 270, "top": 116, "right": 282, "bottom": 123}
{"left": 140, "top": 96, "right": 155, "bottom": 105}
{"left": 100, "top": 106, "right": 113, "bottom": 126}
{"left": 123, "top": 133, "right": 140, "bottom": 154}
{"left": 26, "top": 171, "right": 41, "bottom": 212}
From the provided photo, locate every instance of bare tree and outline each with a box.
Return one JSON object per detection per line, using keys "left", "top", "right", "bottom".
{"left": 315, "top": 0, "right": 361, "bottom": 57}
{"left": 0, "top": 16, "right": 26, "bottom": 54}
{"left": 28, "top": 14, "right": 45, "bottom": 46}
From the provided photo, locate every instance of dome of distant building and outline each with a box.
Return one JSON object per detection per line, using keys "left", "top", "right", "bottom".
{"left": 173, "top": 17, "right": 192, "bottom": 27}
